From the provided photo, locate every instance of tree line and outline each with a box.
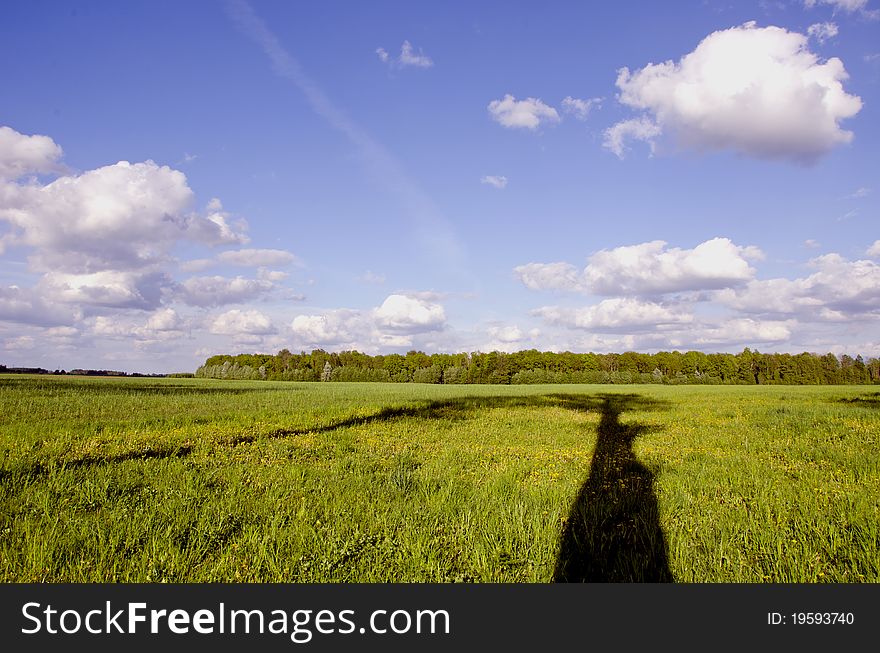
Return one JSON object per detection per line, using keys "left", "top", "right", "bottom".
{"left": 195, "top": 348, "right": 880, "bottom": 385}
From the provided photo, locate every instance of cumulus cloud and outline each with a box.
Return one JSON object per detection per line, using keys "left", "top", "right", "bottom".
{"left": 602, "top": 117, "right": 662, "bottom": 158}
{"left": 179, "top": 275, "right": 275, "bottom": 307}
{"left": 483, "top": 324, "right": 541, "bottom": 353}
{"left": 257, "top": 267, "right": 290, "bottom": 282}
{"left": 561, "top": 96, "right": 602, "bottom": 120}
{"left": 807, "top": 22, "right": 839, "bottom": 43}
{"left": 0, "top": 284, "right": 80, "bottom": 326}
{"left": 94, "top": 308, "right": 186, "bottom": 343}
{"left": 144, "top": 307, "right": 184, "bottom": 332}
{"left": 585, "top": 238, "right": 762, "bottom": 295}
{"left": 373, "top": 294, "right": 445, "bottom": 332}
{"left": 291, "top": 310, "right": 364, "bottom": 346}
{"left": 480, "top": 175, "right": 508, "bottom": 189}
{"left": 291, "top": 294, "right": 446, "bottom": 350}
{"left": 516, "top": 238, "right": 761, "bottom": 296}
{"left": 0, "top": 126, "right": 64, "bottom": 180}
{"left": 2, "top": 335, "right": 36, "bottom": 351}
{"left": 39, "top": 270, "right": 173, "bottom": 311}
{"left": 488, "top": 94, "right": 560, "bottom": 130}
{"left": 210, "top": 309, "right": 275, "bottom": 337}
{"left": 717, "top": 253, "right": 880, "bottom": 317}
{"left": 487, "top": 325, "right": 526, "bottom": 343}
{"left": 688, "top": 318, "right": 793, "bottom": 346}
{"left": 1, "top": 159, "right": 248, "bottom": 274}
{"left": 867, "top": 240, "right": 880, "bottom": 257}
{"left": 376, "top": 40, "right": 433, "bottom": 68}
{"left": 605, "top": 22, "right": 862, "bottom": 162}
{"left": 535, "top": 298, "right": 693, "bottom": 331}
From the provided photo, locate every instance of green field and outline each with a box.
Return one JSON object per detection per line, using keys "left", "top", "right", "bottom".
{"left": 1, "top": 375, "right": 877, "bottom": 582}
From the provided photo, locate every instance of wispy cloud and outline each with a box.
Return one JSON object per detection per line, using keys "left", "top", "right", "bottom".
{"left": 846, "top": 186, "right": 871, "bottom": 199}
{"left": 377, "top": 41, "right": 434, "bottom": 68}
{"left": 480, "top": 175, "right": 508, "bottom": 189}
{"left": 561, "top": 96, "right": 602, "bottom": 120}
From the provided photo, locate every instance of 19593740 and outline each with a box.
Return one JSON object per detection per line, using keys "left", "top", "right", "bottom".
{"left": 767, "top": 612, "right": 854, "bottom": 625}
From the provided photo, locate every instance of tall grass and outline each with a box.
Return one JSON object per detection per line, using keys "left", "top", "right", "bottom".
{"left": 1, "top": 375, "right": 877, "bottom": 582}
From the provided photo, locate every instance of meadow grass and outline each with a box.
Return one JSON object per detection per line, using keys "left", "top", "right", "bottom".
{"left": 0, "top": 374, "right": 877, "bottom": 582}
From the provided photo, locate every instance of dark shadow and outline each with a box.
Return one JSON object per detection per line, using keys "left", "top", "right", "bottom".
{"left": 836, "top": 392, "right": 880, "bottom": 410}
{"left": 248, "top": 393, "right": 668, "bottom": 440}
{"left": 241, "top": 391, "right": 673, "bottom": 581}
{"left": 552, "top": 395, "right": 673, "bottom": 582}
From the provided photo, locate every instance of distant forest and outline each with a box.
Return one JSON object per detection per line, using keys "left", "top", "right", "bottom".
{"left": 196, "top": 349, "right": 880, "bottom": 385}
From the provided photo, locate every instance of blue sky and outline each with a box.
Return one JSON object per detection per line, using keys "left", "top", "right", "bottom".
{"left": 1, "top": 0, "right": 878, "bottom": 373}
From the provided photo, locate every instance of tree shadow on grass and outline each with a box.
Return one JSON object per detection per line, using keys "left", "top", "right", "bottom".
{"left": 551, "top": 394, "right": 673, "bottom": 582}
{"left": 252, "top": 390, "right": 673, "bottom": 582}
{"left": 3, "top": 388, "right": 674, "bottom": 583}
{"left": 836, "top": 392, "right": 880, "bottom": 410}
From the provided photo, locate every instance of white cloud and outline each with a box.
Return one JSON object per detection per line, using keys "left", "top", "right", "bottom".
{"left": 256, "top": 267, "right": 289, "bottom": 282}
{"left": 488, "top": 94, "right": 560, "bottom": 130}
{"left": 291, "top": 310, "right": 363, "bottom": 346}
{"left": 867, "top": 240, "right": 880, "bottom": 257}
{"left": 487, "top": 325, "right": 525, "bottom": 343}
{"left": 804, "top": 239, "right": 821, "bottom": 248}
{"left": 1, "top": 158, "right": 248, "bottom": 275}
{"left": 482, "top": 325, "right": 541, "bottom": 353}
{"left": 376, "top": 41, "right": 433, "bottom": 68}
{"left": 210, "top": 309, "right": 275, "bottom": 336}
{"left": 179, "top": 275, "right": 275, "bottom": 307}
{"left": 480, "top": 175, "right": 508, "bottom": 189}
{"left": 2, "top": 335, "right": 36, "bottom": 351}
{"left": 535, "top": 298, "right": 693, "bottom": 332}
{"left": 847, "top": 186, "right": 871, "bottom": 198}
{"left": 399, "top": 40, "right": 433, "bottom": 68}
{"left": 807, "top": 22, "right": 839, "bottom": 43}
{"left": 688, "top": 318, "right": 793, "bottom": 345}
{"left": 717, "top": 253, "right": 880, "bottom": 317}
{"left": 290, "top": 293, "right": 447, "bottom": 350}
{"left": 586, "top": 238, "right": 761, "bottom": 295}
{"left": 514, "top": 262, "right": 585, "bottom": 292}
{"left": 373, "top": 294, "right": 445, "bottom": 332}
{"left": 93, "top": 308, "right": 186, "bottom": 343}
{"left": 561, "top": 96, "right": 602, "bottom": 120}
{"left": 0, "top": 284, "right": 80, "bottom": 326}
{"left": 516, "top": 238, "right": 761, "bottom": 296}
{"left": 602, "top": 117, "right": 662, "bottom": 158}
{"left": 607, "top": 22, "right": 862, "bottom": 162}
{"left": 0, "top": 126, "right": 64, "bottom": 180}
{"left": 39, "top": 270, "right": 173, "bottom": 311}
{"left": 144, "top": 307, "right": 184, "bottom": 332}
